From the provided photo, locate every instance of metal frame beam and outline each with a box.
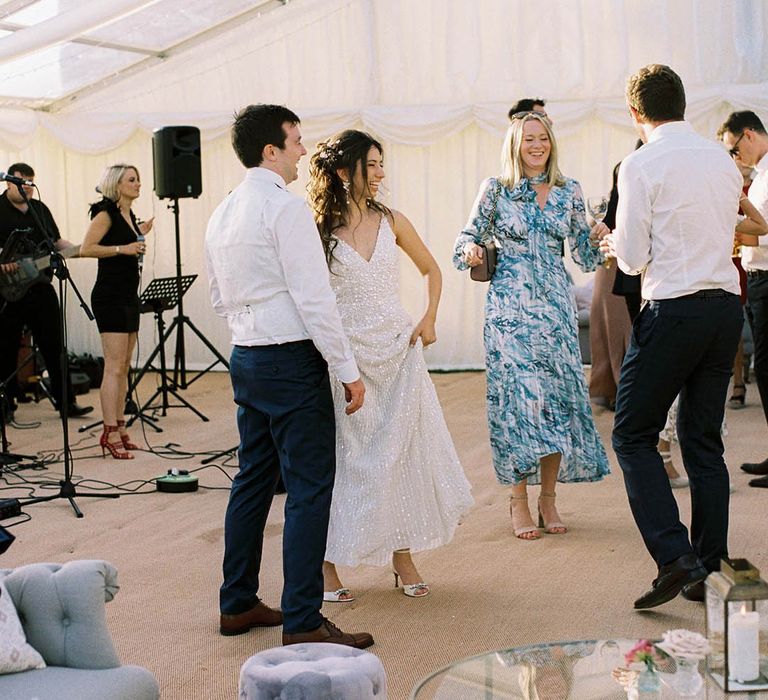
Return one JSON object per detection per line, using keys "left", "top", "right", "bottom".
{"left": 0, "top": 0, "right": 289, "bottom": 111}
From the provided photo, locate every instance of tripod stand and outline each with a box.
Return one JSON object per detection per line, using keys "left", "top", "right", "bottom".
{"left": 165, "top": 198, "right": 229, "bottom": 389}
{"left": 126, "top": 275, "right": 208, "bottom": 424}
{"left": 7, "top": 183, "right": 120, "bottom": 517}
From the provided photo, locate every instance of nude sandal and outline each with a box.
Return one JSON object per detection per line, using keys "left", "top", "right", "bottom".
{"left": 537, "top": 492, "right": 567, "bottom": 534}
{"left": 510, "top": 495, "right": 541, "bottom": 540}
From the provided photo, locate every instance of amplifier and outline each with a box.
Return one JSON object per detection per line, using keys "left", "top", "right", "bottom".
{"left": 0, "top": 498, "right": 22, "bottom": 520}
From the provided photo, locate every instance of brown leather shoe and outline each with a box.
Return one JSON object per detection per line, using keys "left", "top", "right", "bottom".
{"left": 282, "top": 618, "right": 374, "bottom": 649}
{"left": 219, "top": 601, "right": 283, "bottom": 636}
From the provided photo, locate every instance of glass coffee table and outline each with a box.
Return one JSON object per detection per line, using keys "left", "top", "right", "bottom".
{"left": 411, "top": 639, "right": 768, "bottom": 699}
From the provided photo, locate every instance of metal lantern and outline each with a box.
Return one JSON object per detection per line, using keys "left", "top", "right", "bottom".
{"left": 705, "top": 558, "right": 768, "bottom": 692}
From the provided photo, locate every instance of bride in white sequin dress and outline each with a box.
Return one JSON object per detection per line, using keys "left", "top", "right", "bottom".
{"left": 308, "top": 130, "right": 473, "bottom": 600}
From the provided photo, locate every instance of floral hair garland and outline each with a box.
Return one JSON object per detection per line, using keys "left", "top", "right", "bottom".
{"left": 316, "top": 140, "right": 344, "bottom": 169}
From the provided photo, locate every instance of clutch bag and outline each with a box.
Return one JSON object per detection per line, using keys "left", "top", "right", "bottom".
{"left": 469, "top": 182, "right": 501, "bottom": 282}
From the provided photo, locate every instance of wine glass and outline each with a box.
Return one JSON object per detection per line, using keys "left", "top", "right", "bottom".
{"left": 587, "top": 195, "right": 609, "bottom": 223}
{"left": 587, "top": 195, "right": 611, "bottom": 268}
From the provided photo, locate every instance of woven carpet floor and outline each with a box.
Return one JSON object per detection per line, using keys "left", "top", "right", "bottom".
{"left": 1, "top": 370, "right": 765, "bottom": 699}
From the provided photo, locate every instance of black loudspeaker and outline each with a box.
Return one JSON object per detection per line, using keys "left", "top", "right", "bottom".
{"left": 152, "top": 126, "right": 202, "bottom": 199}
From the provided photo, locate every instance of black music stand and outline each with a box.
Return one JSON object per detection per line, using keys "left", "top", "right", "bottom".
{"left": 127, "top": 274, "right": 209, "bottom": 425}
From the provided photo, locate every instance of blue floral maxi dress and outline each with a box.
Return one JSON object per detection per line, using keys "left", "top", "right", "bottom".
{"left": 454, "top": 174, "right": 610, "bottom": 485}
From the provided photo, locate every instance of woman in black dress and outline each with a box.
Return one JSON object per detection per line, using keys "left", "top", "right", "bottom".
{"left": 81, "top": 164, "right": 153, "bottom": 459}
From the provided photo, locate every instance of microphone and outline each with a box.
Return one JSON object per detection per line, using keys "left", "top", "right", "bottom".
{"left": 136, "top": 227, "right": 145, "bottom": 270}
{"left": 0, "top": 171, "right": 34, "bottom": 187}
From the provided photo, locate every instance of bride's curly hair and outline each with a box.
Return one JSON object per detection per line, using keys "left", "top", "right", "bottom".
{"left": 307, "top": 129, "right": 391, "bottom": 266}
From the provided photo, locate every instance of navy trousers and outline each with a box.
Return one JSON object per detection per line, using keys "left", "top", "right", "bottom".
{"left": 220, "top": 340, "right": 335, "bottom": 634}
{"left": 745, "top": 271, "right": 768, "bottom": 428}
{"left": 612, "top": 293, "right": 742, "bottom": 572}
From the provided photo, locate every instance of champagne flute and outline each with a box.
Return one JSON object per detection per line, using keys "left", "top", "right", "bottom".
{"left": 587, "top": 195, "right": 611, "bottom": 268}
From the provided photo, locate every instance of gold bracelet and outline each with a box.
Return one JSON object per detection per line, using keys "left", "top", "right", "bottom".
{"left": 115, "top": 246, "right": 120, "bottom": 255}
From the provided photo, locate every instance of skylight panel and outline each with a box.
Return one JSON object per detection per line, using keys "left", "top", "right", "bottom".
{"left": 0, "top": 42, "right": 139, "bottom": 101}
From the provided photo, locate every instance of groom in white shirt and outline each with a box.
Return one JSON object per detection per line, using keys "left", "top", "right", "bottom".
{"left": 205, "top": 104, "right": 372, "bottom": 648}
{"left": 601, "top": 65, "right": 743, "bottom": 609}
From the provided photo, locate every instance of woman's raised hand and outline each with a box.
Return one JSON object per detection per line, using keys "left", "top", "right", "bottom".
{"left": 463, "top": 242, "right": 485, "bottom": 267}
{"left": 138, "top": 217, "right": 154, "bottom": 236}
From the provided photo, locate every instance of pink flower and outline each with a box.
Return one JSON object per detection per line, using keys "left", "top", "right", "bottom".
{"left": 625, "top": 639, "right": 665, "bottom": 671}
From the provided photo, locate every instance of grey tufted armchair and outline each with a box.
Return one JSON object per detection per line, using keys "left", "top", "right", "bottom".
{"left": 0, "top": 559, "right": 159, "bottom": 700}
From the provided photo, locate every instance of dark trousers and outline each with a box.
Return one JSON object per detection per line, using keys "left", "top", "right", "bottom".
{"left": 745, "top": 271, "right": 768, "bottom": 429}
{"left": 0, "top": 283, "right": 71, "bottom": 409}
{"left": 612, "top": 293, "right": 742, "bottom": 572}
{"left": 220, "top": 340, "right": 336, "bottom": 635}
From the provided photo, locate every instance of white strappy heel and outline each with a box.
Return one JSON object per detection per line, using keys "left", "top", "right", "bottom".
{"left": 322, "top": 588, "right": 354, "bottom": 603}
{"left": 392, "top": 570, "right": 430, "bottom": 598}
{"left": 391, "top": 549, "right": 430, "bottom": 597}
{"left": 660, "top": 449, "right": 689, "bottom": 489}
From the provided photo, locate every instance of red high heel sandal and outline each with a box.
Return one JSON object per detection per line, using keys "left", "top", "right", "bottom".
{"left": 100, "top": 425, "right": 134, "bottom": 460}
{"left": 117, "top": 420, "right": 139, "bottom": 450}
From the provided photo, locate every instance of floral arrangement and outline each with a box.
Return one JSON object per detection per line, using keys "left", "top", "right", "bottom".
{"left": 655, "top": 629, "right": 711, "bottom": 661}
{"left": 625, "top": 639, "right": 667, "bottom": 672}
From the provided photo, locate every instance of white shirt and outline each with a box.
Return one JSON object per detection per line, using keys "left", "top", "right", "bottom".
{"left": 614, "top": 121, "right": 742, "bottom": 300}
{"left": 204, "top": 167, "right": 359, "bottom": 383}
{"left": 743, "top": 151, "right": 768, "bottom": 271}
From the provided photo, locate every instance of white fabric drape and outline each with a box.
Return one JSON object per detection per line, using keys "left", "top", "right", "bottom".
{"left": 0, "top": 0, "right": 766, "bottom": 369}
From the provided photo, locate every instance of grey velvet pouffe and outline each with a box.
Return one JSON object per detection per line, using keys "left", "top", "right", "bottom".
{"left": 239, "top": 642, "right": 387, "bottom": 700}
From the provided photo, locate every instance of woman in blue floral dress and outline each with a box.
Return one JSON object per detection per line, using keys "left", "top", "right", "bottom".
{"left": 453, "top": 111, "right": 610, "bottom": 540}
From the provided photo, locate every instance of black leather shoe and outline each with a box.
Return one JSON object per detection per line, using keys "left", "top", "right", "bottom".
{"left": 741, "top": 458, "right": 768, "bottom": 475}
{"left": 681, "top": 579, "right": 706, "bottom": 602}
{"left": 61, "top": 403, "right": 94, "bottom": 418}
{"left": 634, "top": 553, "right": 707, "bottom": 609}
{"left": 749, "top": 475, "right": 768, "bottom": 488}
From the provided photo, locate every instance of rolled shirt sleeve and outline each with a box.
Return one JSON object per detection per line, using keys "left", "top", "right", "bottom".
{"left": 273, "top": 200, "right": 359, "bottom": 384}
{"left": 614, "top": 156, "right": 652, "bottom": 276}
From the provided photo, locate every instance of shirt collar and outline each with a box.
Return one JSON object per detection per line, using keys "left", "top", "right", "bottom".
{"left": 755, "top": 151, "right": 768, "bottom": 173}
{"left": 646, "top": 120, "right": 693, "bottom": 144}
{"left": 245, "top": 167, "right": 287, "bottom": 188}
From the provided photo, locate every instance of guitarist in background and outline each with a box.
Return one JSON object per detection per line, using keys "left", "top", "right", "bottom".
{"left": 0, "top": 162, "right": 93, "bottom": 422}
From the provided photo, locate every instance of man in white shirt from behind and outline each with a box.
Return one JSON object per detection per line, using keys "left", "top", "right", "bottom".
{"left": 601, "top": 65, "right": 743, "bottom": 610}
{"left": 205, "top": 104, "right": 372, "bottom": 649}
{"left": 720, "top": 111, "right": 768, "bottom": 487}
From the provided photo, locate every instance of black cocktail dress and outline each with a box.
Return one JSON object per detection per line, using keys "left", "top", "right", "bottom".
{"left": 89, "top": 198, "right": 141, "bottom": 333}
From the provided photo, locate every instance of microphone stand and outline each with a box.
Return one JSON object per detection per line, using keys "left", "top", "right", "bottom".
{"left": 11, "top": 183, "right": 120, "bottom": 517}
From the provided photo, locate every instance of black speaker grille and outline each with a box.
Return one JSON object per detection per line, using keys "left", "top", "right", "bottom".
{"left": 153, "top": 126, "right": 202, "bottom": 199}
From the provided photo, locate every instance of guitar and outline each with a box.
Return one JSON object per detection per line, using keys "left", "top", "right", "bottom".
{"left": 0, "top": 245, "right": 80, "bottom": 302}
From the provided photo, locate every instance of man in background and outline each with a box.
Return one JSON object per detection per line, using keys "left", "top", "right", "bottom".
{"left": 0, "top": 163, "right": 92, "bottom": 421}
{"left": 508, "top": 97, "right": 549, "bottom": 121}
{"left": 719, "top": 111, "right": 768, "bottom": 488}
{"left": 602, "top": 64, "right": 743, "bottom": 608}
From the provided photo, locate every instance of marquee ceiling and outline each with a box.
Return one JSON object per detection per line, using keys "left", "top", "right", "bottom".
{"left": 0, "top": 0, "right": 289, "bottom": 110}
